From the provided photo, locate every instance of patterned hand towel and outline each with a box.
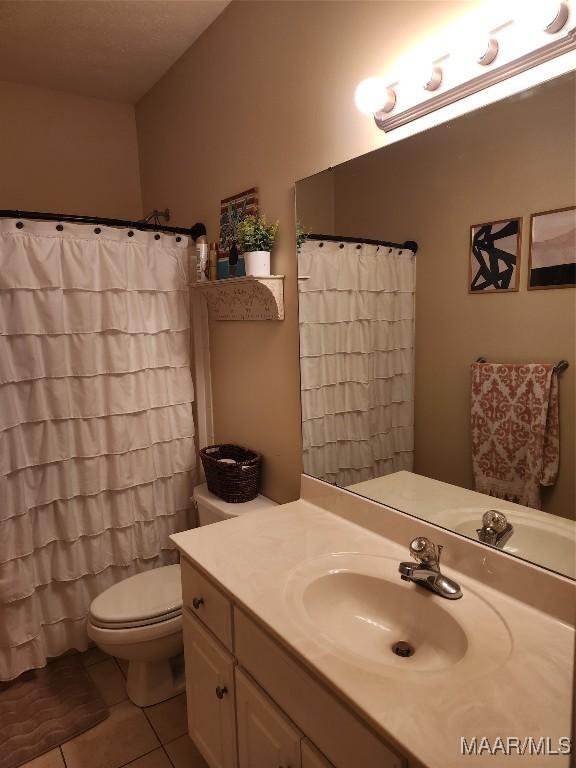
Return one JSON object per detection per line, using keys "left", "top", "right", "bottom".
{"left": 471, "top": 363, "right": 559, "bottom": 509}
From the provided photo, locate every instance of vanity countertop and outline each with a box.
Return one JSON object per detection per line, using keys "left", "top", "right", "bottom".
{"left": 171, "top": 500, "right": 574, "bottom": 768}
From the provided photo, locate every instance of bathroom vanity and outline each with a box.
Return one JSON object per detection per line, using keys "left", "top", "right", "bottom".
{"left": 178, "top": 555, "right": 400, "bottom": 768}
{"left": 171, "top": 476, "right": 574, "bottom": 768}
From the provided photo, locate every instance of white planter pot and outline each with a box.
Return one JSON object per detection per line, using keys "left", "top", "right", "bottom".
{"left": 244, "top": 250, "right": 271, "bottom": 277}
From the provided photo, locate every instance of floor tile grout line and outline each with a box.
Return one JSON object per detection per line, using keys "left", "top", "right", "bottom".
{"left": 141, "top": 705, "right": 163, "bottom": 744}
{"left": 58, "top": 716, "right": 160, "bottom": 768}
{"left": 161, "top": 743, "right": 176, "bottom": 768}
{"left": 139, "top": 707, "right": 181, "bottom": 767}
{"left": 141, "top": 704, "right": 187, "bottom": 767}
{"left": 59, "top": 745, "right": 68, "bottom": 768}
{"left": 114, "top": 744, "right": 161, "bottom": 768}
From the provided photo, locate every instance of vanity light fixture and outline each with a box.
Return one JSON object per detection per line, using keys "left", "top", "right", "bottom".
{"left": 359, "top": 0, "right": 575, "bottom": 132}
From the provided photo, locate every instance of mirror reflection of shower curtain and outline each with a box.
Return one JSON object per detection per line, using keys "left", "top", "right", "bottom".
{"left": 299, "top": 239, "right": 415, "bottom": 487}
{"left": 0, "top": 219, "right": 196, "bottom": 680}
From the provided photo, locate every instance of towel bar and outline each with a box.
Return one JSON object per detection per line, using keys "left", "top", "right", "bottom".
{"left": 475, "top": 358, "right": 569, "bottom": 374}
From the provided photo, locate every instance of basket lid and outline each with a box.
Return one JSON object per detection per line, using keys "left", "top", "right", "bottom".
{"left": 192, "top": 483, "right": 277, "bottom": 516}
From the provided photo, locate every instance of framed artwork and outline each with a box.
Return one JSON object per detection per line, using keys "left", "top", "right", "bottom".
{"left": 219, "top": 187, "right": 259, "bottom": 254}
{"left": 469, "top": 217, "right": 522, "bottom": 293}
{"left": 528, "top": 205, "right": 576, "bottom": 289}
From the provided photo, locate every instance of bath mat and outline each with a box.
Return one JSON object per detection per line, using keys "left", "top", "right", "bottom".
{"left": 0, "top": 654, "right": 109, "bottom": 768}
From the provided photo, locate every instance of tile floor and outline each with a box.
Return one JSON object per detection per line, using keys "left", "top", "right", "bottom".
{"left": 20, "top": 649, "right": 208, "bottom": 768}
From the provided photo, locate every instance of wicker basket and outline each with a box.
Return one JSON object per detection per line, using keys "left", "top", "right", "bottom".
{"left": 200, "top": 444, "right": 261, "bottom": 503}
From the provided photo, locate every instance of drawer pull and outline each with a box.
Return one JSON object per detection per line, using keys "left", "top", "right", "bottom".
{"left": 215, "top": 685, "right": 228, "bottom": 700}
{"left": 192, "top": 597, "right": 204, "bottom": 609}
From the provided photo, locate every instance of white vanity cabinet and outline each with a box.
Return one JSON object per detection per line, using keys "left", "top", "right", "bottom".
{"left": 236, "top": 669, "right": 302, "bottom": 768}
{"left": 182, "top": 611, "right": 237, "bottom": 768}
{"left": 181, "top": 558, "right": 406, "bottom": 768}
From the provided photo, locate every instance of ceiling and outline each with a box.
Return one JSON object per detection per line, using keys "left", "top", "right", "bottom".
{"left": 0, "top": 1, "right": 230, "bottom": 103}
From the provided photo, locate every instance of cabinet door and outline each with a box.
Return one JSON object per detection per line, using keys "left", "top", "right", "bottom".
{"left": 183, "top": 611, "right": 237, "bottom": 768}
{"left": 236, "top": 669, "right": 301, "bottom": 768}
{"left": 301, "top": 741, "right": 334, "bottom": 768}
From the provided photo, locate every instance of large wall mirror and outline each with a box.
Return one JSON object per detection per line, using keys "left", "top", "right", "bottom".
{"left": 296, "top": 71, "right": 575, "bottom": 579}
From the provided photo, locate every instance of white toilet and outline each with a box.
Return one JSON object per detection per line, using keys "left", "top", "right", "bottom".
{"left": 87, "top": 483, "right": 277, "bottom": 707}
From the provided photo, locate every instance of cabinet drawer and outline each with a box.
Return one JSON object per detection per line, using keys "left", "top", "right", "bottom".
{"left": 234, "top": 608, "right": 405, "bottom": 768}
{"left": 181, "top": 557, "right": 233, "bottom": 650}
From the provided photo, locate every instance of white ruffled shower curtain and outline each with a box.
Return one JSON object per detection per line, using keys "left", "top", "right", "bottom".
{"left": 299, "top": 238, "right": 415, "bottom": 487}
{"left": 0, "top": 218, "right": 196, "bottom": 680}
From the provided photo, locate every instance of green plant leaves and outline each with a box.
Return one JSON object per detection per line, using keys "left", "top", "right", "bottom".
{"left": 237, "top": 214, "right": 278, "bottom": 253}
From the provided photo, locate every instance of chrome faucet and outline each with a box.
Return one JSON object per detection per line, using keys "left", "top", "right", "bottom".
{"left": 476, "top": 510, "right": 513, "bottom": 548}
{"left": 399, "top": 537, "right": 462, "bottom": 600}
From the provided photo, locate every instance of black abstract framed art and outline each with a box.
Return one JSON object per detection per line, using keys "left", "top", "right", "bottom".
{"left": 469, "top": 217, "right": 522, "bottom": 293}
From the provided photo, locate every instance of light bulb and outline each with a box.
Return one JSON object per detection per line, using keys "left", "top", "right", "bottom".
{"left": 354, "top": 77, "right": 395, "bottom": 115}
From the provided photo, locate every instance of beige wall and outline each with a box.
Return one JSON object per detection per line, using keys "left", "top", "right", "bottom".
{"left": 0, "top": 80, "right": 142, "bottom": 218}
{"left": 322, "top": 74, "right": 574, "bottom": 519}
{"left": 136, "top": 0, "right": 477, "bottom": 503}
{"left": 296, "top": 170, "right": 335, "bottom": 236}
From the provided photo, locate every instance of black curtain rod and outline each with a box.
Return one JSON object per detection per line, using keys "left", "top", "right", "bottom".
{"left": 306, "top": 233, "right": 418, "bottom": 253}
{"left": 0, "top": 210, "right": 206, "bottom": 240}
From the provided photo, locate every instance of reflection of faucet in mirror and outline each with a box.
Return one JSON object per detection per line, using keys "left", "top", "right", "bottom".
{"left": 399, "top": 537, "right": 462, "bottom": 600}
{"left": 476, "top": 510, "right": 514, "bottom": 548}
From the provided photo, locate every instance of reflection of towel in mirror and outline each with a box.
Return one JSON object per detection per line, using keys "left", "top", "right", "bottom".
{"left": 470, "top": 363, "right": 559, "bottom": 510}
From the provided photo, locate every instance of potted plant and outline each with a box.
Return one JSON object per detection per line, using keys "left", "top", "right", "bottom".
{"left": 296, "top": 222, "right": 308, "bottom": 253}
{"left": 237, "top": 213, "right": 279, "bottom": 276}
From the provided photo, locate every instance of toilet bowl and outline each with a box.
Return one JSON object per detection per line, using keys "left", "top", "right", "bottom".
{"left": 87, "top": 564, "right": 184, "bottom": 707}
{"left": 87, "top": 484, "right": 277, "bottom": 707}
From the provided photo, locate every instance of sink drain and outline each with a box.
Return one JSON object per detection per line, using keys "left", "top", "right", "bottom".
{"left": 392, "top": 641, "right": 415, "bottom": 658}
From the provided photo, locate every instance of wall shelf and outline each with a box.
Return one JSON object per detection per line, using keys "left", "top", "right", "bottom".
{"left": 191, "top": 276, "right": 285, "bottom": 321}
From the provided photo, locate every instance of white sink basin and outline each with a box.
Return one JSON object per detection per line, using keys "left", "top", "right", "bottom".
{"left": 285, "top": 552, "right": 512, "bottom": 681}
{"left": 436, "top": 507, "right": 576, "bottom": 579}
{"left": 302, "top": 570, "right": 467, "bottom": 671}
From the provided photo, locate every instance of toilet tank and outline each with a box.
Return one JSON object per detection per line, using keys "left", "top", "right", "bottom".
{"left": 192, "top": 483, "right": 278, "bottom": 526}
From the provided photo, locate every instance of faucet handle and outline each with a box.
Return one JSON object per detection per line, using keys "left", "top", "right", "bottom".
{"left": 481, "top": 510, "right": 508, "bottom": 533}
{"left": 409, "top": 536, "right": 440, "bottom": 565}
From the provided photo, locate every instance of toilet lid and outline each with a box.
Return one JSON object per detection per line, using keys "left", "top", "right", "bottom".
{"left": 90, "top": 564, "right": 182, "bottom": 628}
